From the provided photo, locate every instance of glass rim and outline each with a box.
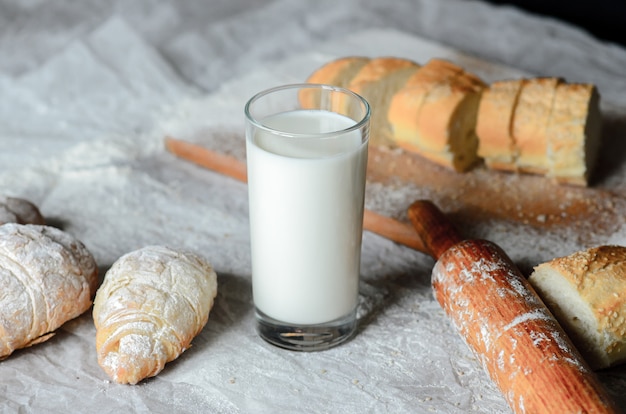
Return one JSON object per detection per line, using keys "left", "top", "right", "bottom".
{"left": 244, "top": 83, "right": 371, "bottom": 139}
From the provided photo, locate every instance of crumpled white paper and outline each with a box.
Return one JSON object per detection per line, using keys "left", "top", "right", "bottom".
{"left": 2, "top": 2, "right": 626, "bottom": 413}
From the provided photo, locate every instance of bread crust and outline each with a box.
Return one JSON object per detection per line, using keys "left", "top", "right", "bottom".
{"left": 348, "top": 57, "right": 420, "bottom": 145}
{"left": 305, "top": 56, "right": 370, "bottom": 87}
{"left": 389, "top": 59, "right": 464, "bottom": 152}
{"left": 0, "top": 224, "right": 97, "bottom": 359}
{"left": 301, "top": 56, "right": 370, "bottom": 110}
{"left": 529, "top": 245, "right": 626, "bottom": 369}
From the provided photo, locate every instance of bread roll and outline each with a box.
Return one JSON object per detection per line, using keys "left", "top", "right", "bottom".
{"left": 546, "top": 83, "right": 602, "bottom": 185}
{"left": 0, "top": 195, "right": 45, "bottom": 225}
{"left": 93, "top": 246, "right": 218, "bottom": 384}
{"left": 476, "top": 79, "right": 525, "bottom": 171}
{"left": 0, "top": 224, "right": 98, "bottom": 359}
{"left": 529, "top": 245, "right": 626, "bottom": 369}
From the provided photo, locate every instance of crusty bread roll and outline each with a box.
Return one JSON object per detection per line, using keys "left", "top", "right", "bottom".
{"left": 529, "top": 245, "right": 626, "bottom": 370}
{"left": 93, "top": 246, "right": 218, "bottom": 384}
{"left": 476, "top": 79, "right": 525, "bottom": 171}
{"left": 0, "top": 224, "right": 98, "bottom": 359}
{"left": 546, "top": 83, "right": 602, "bottom": 186}
{"left": 0, "top": 195, "right": 45, "bottom": 225}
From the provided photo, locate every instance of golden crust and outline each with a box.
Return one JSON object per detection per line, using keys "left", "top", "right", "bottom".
{"left": 530, "top": 245, "right": 626, "bottom": 369}
{"left": 348, "top": 57, "right": 418, "bottom": 92}
{"left": 348, "top": 57, "right": 420, "bottom": 145}
{"left": 388, "top": 59, "right": 464, "bottom": 151}
{"left": 305, "top": 56, "right": 370, "bottom": 87}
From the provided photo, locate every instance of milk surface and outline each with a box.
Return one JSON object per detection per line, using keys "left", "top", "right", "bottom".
{"left": 247, "top": 109, "right": 368, "bottom": 325}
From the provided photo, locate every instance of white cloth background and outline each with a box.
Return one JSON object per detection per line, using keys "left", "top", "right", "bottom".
{"left": 1, "top": 1, "right": 626, "bottom": 413}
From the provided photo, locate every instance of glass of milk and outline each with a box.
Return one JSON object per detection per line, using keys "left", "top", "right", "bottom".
{"left": 245, "top": 83, "right": 370, "bottom": 351}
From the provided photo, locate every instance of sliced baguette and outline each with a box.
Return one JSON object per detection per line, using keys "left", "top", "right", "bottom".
{"left": 512, "top": 77, "right": 562, "bottom": 174}
{"left": 388, "top": 59, "right": 464, "bottom": 154}
{"left": 304, "top": 56, "right": 370, "bottom": 88}
{"left": 529, "top": 245, "right": 626, "bottom": 370}
{"left": 388, "top": 58, "right": 485, "bottom": 171}
{"left": 546, "top": 83, "right": 602, "bottom": 186}
{"left": 300, "top": 56, "right": 371, "bottom": 110}
{"left": 476, "top": 78, "right": 525, "bottom": 171}
{"left": 348, "top": 57, "right": 421, "bottom": 145}
{"left": 413, "top": 70, "right": 486, "bottom": 172}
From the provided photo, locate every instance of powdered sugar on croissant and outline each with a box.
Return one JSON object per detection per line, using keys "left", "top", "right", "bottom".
{"left": 93, "top": 245, "right": 218, "bottom": 385}
{"left": 0, "top": 224, "right": 98, "bottom": 359}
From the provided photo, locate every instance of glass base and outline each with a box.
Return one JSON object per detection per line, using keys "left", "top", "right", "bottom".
{"left": 255, "top": 308, "right": 357, "bottom": 352}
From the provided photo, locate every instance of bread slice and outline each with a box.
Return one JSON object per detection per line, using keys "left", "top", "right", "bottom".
{"left": 388, "top": 58, "right": 485, "bottom": 171}
{"left": 512, "top": 77, "right": 562, "bottom": 174}
{"left": 413, "top": 70, "right": 486, "bottom": 171}
{"left": 348, "top": 57, "right": 421, "bottom": 145}
{"left": 476, "top": 79, "right": 525, "bottom": 171}
{"left": 300, "top": 56, "right": 371, "bottom": 110}
{"left": 546, "top": 83, "right": 602, "bottom": 186}
{"left": 529, "top": 245, "right": 626, "bottom": 370}
{"left": 388, "top": 59, "right": 464, "bottom": 154}
{"left": 305, "top": 56, "right": 370, "bottom": 88}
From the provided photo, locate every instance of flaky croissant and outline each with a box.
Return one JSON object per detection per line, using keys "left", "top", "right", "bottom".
{"left": 0, "top": 224, "right": 98, "bottom": 359}
{"left": 93, "top": 245, "right": 218, "bottom": 384}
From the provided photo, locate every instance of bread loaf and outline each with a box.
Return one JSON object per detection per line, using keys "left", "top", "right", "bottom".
{"left": 0, "top": 195, "right": 45, "bottom": 225}
{"left": 0, "top": 224, "right": 98, "bottom": 359}
{"left": 93, "top": 246, "right": 218, "bottom": 384}
{"left": 305, "top": 56, "right": 602, "bottom": 184}
{"left": 529, "top": 245, "right": 626, "bottom": 370}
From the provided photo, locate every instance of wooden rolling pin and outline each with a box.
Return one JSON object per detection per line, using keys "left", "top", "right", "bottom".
{"left": 164, "top": 136, "right": 425, "bottom": 252}
{"left": 408, "top": 200, "right": 620, "bottom": 414}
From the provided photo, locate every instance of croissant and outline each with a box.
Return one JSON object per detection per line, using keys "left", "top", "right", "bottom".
{"left": 93, "top": 245, "right": 218, "bottom": 384}
{"left": 0, "top": 224, "right": 98, "bottom": 359}
{"left": 0, "top": 195, "right": 45, "bottom": 225}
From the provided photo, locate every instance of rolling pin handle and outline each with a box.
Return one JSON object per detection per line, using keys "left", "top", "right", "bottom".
{"left": 407, "top": 200, "right": 464, "bottom": 259}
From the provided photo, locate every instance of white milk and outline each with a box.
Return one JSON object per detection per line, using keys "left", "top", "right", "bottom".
{"left": 246, "top": 109, "right": 368, "bottom": 325}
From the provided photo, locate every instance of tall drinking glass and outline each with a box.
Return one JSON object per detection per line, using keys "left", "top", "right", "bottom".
{"left": 245, "top": 84, "right": 370, "bottom": 351}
